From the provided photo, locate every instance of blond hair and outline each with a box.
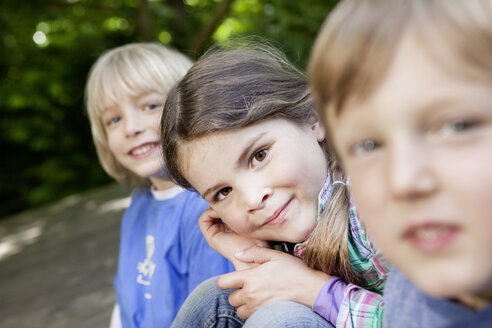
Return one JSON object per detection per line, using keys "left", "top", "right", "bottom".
{"left": 309, "top": 0, "right": 492, "bottom": 119}
{"left": 161, "top": 43, "right": 360, "bottom": 285}
{"left": 85, "top": 42, "right": 192, "bottom": 188}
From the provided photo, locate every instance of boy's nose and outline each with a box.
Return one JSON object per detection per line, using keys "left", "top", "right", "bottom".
{"left": 124, "top": 113, "right": 144, "bottom": 137}
{"left": 125, "top": 126, "right": 144, "bottom": 137}
{"left": 387, "top": 142, "right": 437, "bottom": 200}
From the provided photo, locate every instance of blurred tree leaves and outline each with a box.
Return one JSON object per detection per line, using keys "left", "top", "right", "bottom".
{"left": 0, "top": 0, "right": 337, "bottom": 219}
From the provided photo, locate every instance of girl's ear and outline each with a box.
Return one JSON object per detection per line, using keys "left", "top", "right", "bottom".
{"left": 310, "top": 114, "right": 326, "bottom": 142}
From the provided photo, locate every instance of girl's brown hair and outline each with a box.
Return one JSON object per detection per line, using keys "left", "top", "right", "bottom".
{"left": 161, "top": 43, "right": 360, "bottom": 285}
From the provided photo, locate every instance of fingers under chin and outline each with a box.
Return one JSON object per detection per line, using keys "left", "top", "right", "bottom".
{"left": 236, "top": 306, "right": 251, "bottom": 320}
{"left": 217, "top": 271, "right": 244, "bottom": 289}
{"left": 216, "top": 274, "right": 230, "bottom": 289}
{"left": 228, "top": 289, "right": 242, "bottom": 307}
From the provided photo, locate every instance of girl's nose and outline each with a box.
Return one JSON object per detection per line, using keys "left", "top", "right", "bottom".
{"left": 387, "top": 141, "right": 437, "bottom": 200}
{"left": 241, "top": 181, "right": 273, "bottom": 214}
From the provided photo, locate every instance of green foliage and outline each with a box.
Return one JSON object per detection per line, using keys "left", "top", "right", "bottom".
{"left": 0, "top": 0, "right": 337, "bottom": 219}
{"left": 213, "top": 0, "right": 339, "bottom": 68}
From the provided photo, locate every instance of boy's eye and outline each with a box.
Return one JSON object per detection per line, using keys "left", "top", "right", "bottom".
{"left": 215, "top": 187, "right": 232, "bottom": 201}
{"left": 352, "top": 139, "right": 379, "bottom": 155}
{"left": 106, "top": 117, "right": 121, "bottom": 126}
{"left": 144, "top": 103, "right": 161, "bottom": 111}
{"left": 251, "top": 149, "right": 268, "bottom": 166}
{"left": 440, "top": 119, "right": 477, "bottom": 136}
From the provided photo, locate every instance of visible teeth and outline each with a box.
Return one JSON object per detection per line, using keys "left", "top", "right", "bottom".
{"left": 414, "top": 226, "right": 449, "bottom": 240}
{"left": 131, "top": 144, "right": 155, "bottom": 155}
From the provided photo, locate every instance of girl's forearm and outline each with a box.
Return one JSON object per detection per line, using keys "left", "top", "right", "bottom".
{"left": 314, "top": 278, "right": 384, "bottom": 328}
{"left": 313, "top": 277, "right": 346, "bottom": 325}
{"left": 293, "top": 267, "right": 333, "bottom": 308}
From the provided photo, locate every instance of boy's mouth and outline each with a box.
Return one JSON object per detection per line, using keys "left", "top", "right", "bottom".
{"left": 403, "top": 222, "right": 459, "bottom": 252}
{"left": 129, "top": 142, "right": 159, "bottom": 157}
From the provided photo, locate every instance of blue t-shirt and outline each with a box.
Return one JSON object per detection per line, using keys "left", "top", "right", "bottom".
{"left": 384, "top": 268, "right": 492, "bottom": 327}
{"left": 114, "top": 187, "right": 234, "bottom": 328}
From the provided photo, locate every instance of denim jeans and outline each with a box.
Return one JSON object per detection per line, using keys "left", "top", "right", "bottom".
{"left": 171, "top": 277, "right": 334, "bottom": 328}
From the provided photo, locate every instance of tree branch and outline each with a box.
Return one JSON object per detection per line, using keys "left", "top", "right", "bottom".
{"left": 190, "top": 0, "right": 235, "bottom": 57}
{"left": 137, "top": 0, "right": 154, "bottom": 41}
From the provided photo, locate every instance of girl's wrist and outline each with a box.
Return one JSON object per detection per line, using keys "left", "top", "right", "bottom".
{"left": 296, "top": 269, "right": 333, "bottom": 308}
{"left": 312, "top": 276, "right": 348, "bottom": 325}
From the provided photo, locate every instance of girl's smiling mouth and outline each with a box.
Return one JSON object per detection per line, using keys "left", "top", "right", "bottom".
{"left": 263, "top": 199, "right": 292, "bottom": 226}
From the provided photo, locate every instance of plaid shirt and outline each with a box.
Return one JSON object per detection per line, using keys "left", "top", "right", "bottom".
{"left": 318, "top": 176, "right": 389, "bottom": 328}
{"left": 335, "top": 201, "right": 388, "bottom": 327}
{"left": 276, "top": 175, "right": 389, "bottom": 327}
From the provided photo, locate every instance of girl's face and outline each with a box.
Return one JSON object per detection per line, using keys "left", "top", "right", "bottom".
{"left": 180, "top": 118, "right": 328, "bottom": 243}
{"left": 327, "top": 33, "right": 492, "bottom": 302}
{"left": 102, "top": 92, "right": 173, "bottom": 190}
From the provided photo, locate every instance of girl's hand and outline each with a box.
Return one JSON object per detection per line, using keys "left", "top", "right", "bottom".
{"left": 198, "top": 207, "right": 269, "bottom": 270}
{"left": 217, "top": 246, "right": 332, "bottom": 319}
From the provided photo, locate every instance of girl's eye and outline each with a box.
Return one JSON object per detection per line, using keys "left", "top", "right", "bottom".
{"left": 251, "top": 149, "right": 268, "bottom": 166}
{"left": 144, "top": 103, "right": 161, "bottom": 111}
{"left": 215, "top": 187, "right": 232, "bottom": 201}
{"left": 440, "top": 119, "right": 477, "bottom": 136}
{"left": 352, "top": 139, "right": 380, "bottom": 155}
